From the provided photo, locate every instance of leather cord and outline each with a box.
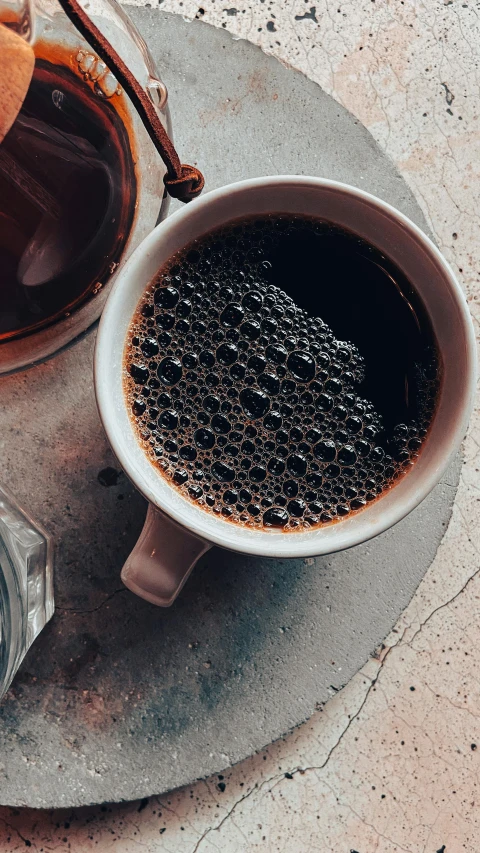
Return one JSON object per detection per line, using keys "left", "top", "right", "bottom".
{"left": 56, "top": 0, "right": 204, "bottom": 202}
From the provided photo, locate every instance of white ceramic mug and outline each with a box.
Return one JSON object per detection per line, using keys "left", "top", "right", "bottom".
{"left": 94, "top": 176, "right": 476, "bottom": 606}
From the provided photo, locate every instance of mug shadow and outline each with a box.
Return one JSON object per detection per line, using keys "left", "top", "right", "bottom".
{"left": 14, "top": 474, "right": 312, "bottom": 728}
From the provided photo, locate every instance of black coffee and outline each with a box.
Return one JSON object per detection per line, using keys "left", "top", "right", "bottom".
{"left": 124, "top": 215, "right": 440, "bottom": 530}
{"left": 0, "top": 56, "right": 136, "bottom": 341}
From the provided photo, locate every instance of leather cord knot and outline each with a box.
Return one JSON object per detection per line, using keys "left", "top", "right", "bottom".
{"left": 164, "top": 165, "right": 205, "bottom": 202}
{"left": 57, "top": 0, "right": 204, "bottom": 204}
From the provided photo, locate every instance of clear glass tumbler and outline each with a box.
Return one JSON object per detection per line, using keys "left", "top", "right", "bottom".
{"left": 0, "top": 484, "right": 53, "bottom": 700}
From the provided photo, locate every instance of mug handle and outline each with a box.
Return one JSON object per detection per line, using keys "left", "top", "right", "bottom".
{"left": 121, "top": 505, "right": 212, "bottom": 606}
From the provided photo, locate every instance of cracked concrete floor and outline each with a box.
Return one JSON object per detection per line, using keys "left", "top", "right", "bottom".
{"left": 1, "top": 1, "right": 479, "bottom": 850}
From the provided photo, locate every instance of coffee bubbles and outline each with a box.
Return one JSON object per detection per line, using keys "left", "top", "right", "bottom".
{"left": 124, "top": 215, "right": 439, "bottom": 530}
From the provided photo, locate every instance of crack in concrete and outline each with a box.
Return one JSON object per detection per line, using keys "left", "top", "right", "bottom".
{"left": 189, "top": 663, "right": 387, "bottom": 852}
{"left": 154, "top": 795, "right": 198, "bottom": 834}
{"left": 0, "top": 817, "right": 37, "bottom": 850}
{"left": 188, "top": 563, "right": 480, "bottom": 851}
{"left": 56, "top": 587, "right": 127, "bottom": 615}
{"left": 422, "top": 680, "right": 480, "bottom": 722}
{"left": 190, "top": 783, "right": 261, "bottom": 853}
{"left": 319, "top": 781, "right": 413, "bottom": 853}
{"left": 405, "top": 564, "right": 480, "bottom": 647}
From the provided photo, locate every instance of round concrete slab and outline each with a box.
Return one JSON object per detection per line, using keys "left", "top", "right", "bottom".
{"left": 0, "top": 11, "right": 460, "bottom": 808}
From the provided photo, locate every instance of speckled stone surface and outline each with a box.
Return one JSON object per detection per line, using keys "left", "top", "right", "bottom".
{"left": 0, "top": 11, "right": 457, "bottom": 810}
{"left": 0, "top": 1, "right": 479, "bottom": 847}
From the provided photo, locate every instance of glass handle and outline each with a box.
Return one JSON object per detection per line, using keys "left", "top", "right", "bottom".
{"left": 57, "top": 0, "right": 204, "bottom": 201}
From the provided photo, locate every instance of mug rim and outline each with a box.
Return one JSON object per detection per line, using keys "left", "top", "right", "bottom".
{"left": 94, "top": 175, "right": 477, "bottom": 557}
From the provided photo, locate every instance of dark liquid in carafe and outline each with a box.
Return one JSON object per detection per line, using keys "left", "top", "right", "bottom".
{"left": 0, "top": 57, "right": 136, "bottom": 341}
{"left": 125, "top": 215, "right": 440, "bottom": 531}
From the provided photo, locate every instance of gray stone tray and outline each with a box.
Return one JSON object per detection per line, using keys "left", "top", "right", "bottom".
{"left": 0, "top": 10, "right": 460, "bottom": 807}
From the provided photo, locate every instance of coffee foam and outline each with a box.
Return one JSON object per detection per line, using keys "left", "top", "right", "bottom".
{"left": 124, "top": 216, "right": 437, "bottom": 530}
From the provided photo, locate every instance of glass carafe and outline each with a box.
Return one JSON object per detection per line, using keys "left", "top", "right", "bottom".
{"left": 0, "top": 0, "right": 171, "bottom": 374}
